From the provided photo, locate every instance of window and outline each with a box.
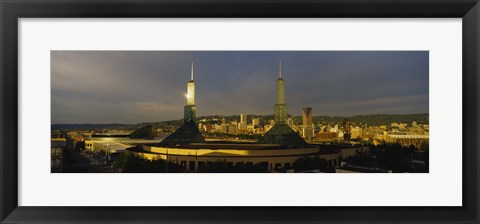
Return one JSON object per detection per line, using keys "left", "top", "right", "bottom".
{"left": 259, "top": 162, "right": 268, "bottom": 171}
{"left": 188, "top": 161, "right": 195, "bottom": 171}
{"left": 275, "top": 163, "right": 281, "bottom": 169}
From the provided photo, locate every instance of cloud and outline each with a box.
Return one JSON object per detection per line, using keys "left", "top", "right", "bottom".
{"left": 51, "top": 51, "right": 429, "bottom": 123}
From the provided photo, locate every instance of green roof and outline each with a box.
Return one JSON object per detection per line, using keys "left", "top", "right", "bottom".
{"left": 159, "top": 120, "right": 205, "bottom": 146}
{"left": 129, "top": 125, "right": 155, "bottom": 139}
{"left": 257, "top": 124, "right": 307, "bottom": 147}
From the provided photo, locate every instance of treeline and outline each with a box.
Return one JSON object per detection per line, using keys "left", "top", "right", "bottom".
{"left": 113, "top": 153, "right": 184, "bottom": 173}
{"left": 308, "top": 113, "right": 429, "bottom": 126}
{"left": 113, "top": 153, "right": 335, "bottom": 173}
{"left": 51, "top": 123, "right": 139, "bottom": 130}
{"left": 347, "top": 143, "right": 429, "bottom": 173}
{"left": 202, "top": 132, "right": 262, "bottom": 140}
{"left": 196, "top": 113, "right": 428, "bottom": 126}
{"left": 52, "top": 113, "right": 428, "bottom": 131}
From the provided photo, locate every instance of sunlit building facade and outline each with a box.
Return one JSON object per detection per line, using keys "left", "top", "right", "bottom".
{"left": 302, "top": 107, "right": 314, "bottom": 139}
{"left": 128, "top": 61, "right": 361, "bottom": 172}
{"left": 184, "top": 62, "right": 196, "bottom": 123}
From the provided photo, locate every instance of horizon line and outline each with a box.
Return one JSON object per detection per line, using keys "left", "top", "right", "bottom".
{"left": 51, "top": 112, "right": 429, "bottom": 125}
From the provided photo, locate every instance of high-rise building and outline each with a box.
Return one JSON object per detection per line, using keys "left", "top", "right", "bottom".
{"left": 343, "top": 119, "right": 351, "bottom": 141}
{"left": 257, "top": 60, "right": 307, "bottom": 146}
{"left": 302, "top": 107, "right": 314, "bottom": 139}
{"left": 302, "top": 107, "right": 313, "bottom": 126}
{"left": 240, "top": 114, "right": 247, "bottom": 123}
{"left": 183, "top": 62, "right": 196, "bottom": 123}
{"left": 287, "top": 117, "right": 294, "bottom": 127}
{"left": 161, "top": 62, "right": 205, "bottom": 146}
{"left": 269, "top": 120, "right": 275, "bottom": 126}
{"left": 274, "top": 60, "right": 288, "bottom": 124}
{"left": 238, "top": 123, "right": 247, "bottom": 131}
{"left": 238, "top": 114, "right": 247, "bottom": 131}
{"left": 351, "top": 127, "right": 362, "bottom": 139}
{"left": 264, "top": 124, "right": 273, "bottom": 132}
{"left": 252, "top": 118, "right": 260, "bottom": 128}
{"left": 227, "top": 124, "right": 237, "bottom": 135}
{"left": 303, "top": 125, "right": 314, "bottom": 139}
{"left": 221, "top": 124, "right": 228, "bottom": 133}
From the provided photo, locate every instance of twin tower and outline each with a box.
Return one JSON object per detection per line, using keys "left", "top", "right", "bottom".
{"left": 183, "top": 60, "right": 288, "bottom": 125}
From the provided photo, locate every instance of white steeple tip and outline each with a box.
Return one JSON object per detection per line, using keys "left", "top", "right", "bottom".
{"left": 191, "top": 62, "right": 194, "bottom": 81}
{"left": 279, "top": 59, "right": 282, "bottom": 78}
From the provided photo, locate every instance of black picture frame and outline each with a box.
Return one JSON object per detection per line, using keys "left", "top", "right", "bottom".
{"left": 1, "top": 0, "right": 479, "bottom": 223}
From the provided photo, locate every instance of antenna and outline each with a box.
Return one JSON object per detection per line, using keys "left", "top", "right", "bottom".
{"left": 191, "top": 62, "right": 194, "bottom": 81}
{"left": 279, "top": 59, "right": 282, "bottom": 78}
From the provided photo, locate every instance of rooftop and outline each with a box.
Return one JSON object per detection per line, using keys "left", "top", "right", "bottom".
{"left": 257, "top": 124, "right": 308, "bottom": 146}
{"left": 158, "top": 120, "right": 205, "bottom": 146}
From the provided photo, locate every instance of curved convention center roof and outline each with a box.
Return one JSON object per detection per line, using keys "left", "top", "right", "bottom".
{"left": 127, "top": 142, "right": 355, "bottom": 159}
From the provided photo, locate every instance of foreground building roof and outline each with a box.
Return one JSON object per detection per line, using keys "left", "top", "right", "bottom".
{"left": 158, "top": 120, "right": 205, "bottom": 147}
{"left": 257, "top": 124, "right": 308, "bottom": 147}
{"left": 129, "top": 125, "right": 156, "bottom": 139}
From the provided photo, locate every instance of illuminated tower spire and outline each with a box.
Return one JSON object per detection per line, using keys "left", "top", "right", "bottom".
{"left": 187, "top": 62, "right": 195, "bottom": 105}
{"left": 191, "top": 62, "right": 194, "bottom": 81}
{"left": 279, "top": 59, "right": 282, "bottom": 78}
{"left": 184, "top": 62, "right": 196, "bottom": 123}
{"left": 274, "top": 59, "right": 287, "bottom": 124}
{"left": 257, "top": 59, "right": 307, "bottom": 146}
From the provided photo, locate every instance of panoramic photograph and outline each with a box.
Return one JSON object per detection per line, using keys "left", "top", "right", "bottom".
{"left": 51, "top": 51, "right": 429, "bottom": 173}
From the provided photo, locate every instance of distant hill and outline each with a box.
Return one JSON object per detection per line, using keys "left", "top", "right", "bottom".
{"left": 308, "top": 113, "right": 429, "bottom": 126}
{"left": 51, "top": 123, "right": 139, "bottom": 130}
{"left": 197, "top": 113, "right": 428, "bottom": 126}
{"left": 51, "top": 113, "right": 428, "bottom": 130}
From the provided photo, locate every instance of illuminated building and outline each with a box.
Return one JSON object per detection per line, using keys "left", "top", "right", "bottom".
{"left": 238, "top": 114, "right": 248, "bottom": 131}
{"left": 257, "top": 60, "right": 307, "bottom": 146}
{"left": 351, "top": 126, "right": 363, "bottom": 139}
{"left": 227, "top": 124, "right": 237, "bottom": 134}
{"left": 287, "top": 117, "right": 294, "bottom": 127}
{"left": 222, "top": 117, "right": 226, "bottom": 125}
{"left": 221, "top": 124, "right": 228, "bottom": 133}
{"left": 274, "top": 59, "right": 287, "bottom": 124}
{"left": 316, "top": 131, "right": 337, "bottom": 142}
{"left": 302, "top": 107, "right": 313, "bottom": 126}
{"left": 184, "top": 62, "right": 196, "bottom": 123}
{"left": 240, "top": 114, "right": 247, "bottom": 123}
{"left": 252, "top": 118, "right": 260, "bottom": 128}
{"left": 302, "top": 107, "right": 314, "bottom": 139}
{"left": 159, "top": 63, "right": 205, "bottom": 146}
{"left": 343, "top": 119, "right": 351, "bottom": 141}
{"left": 51, "top": 135, "right": 66, "bottom": 173}
{"left": 386, "top": 134, "right": 429, "bottom": 149}
{"left": 126, "top": 61, "right": 361, "bottom": 172}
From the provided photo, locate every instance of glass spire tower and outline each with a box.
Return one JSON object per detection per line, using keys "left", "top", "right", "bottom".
{"left": 274, "top": 59, "right": 288, "bottom": 124}
{"left": 184, "top": 62, "right": 196, "bottom": 123}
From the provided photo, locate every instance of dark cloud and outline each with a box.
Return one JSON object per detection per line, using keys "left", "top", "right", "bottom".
{"left": 51, "top": 51, "right": 429, "bottom": 124}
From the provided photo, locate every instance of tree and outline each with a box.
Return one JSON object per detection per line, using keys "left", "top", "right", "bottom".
{"left": 293, "top": 156, "right": 329, "bottom": 172}
{"left": 113, "top": 153, "right": 184, "bottom": 173}
{"left": 74, "top": 141, "right": 85, "bottom": 151}
{"left": 197, "top": 161, "right": 267, "bottom": 173}
{"left": 420, "top": 141, "right": 429, "bottom": 151}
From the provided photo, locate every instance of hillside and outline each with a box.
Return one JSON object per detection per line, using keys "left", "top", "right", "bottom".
{"left": 52, "top": 113, "right": 428, "bottom": 130}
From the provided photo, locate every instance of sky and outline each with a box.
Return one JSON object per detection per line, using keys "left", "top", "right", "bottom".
{"left": 51, "top": 51, "right": 429, "bottom": 124}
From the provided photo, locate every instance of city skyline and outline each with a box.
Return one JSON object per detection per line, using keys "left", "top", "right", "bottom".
{"left": 51, "top": 51, "right": 429, "bottom": 124}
